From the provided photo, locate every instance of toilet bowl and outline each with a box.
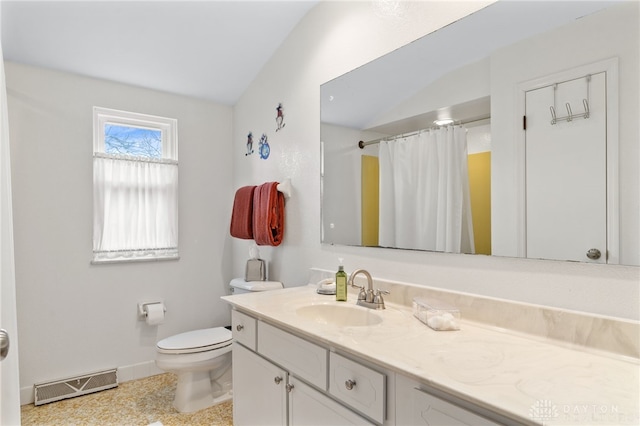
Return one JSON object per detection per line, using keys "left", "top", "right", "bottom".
{"left": 155, "top": 278, "right": 283, "bottom": 413}
{"left": 156, "top": 328, "right": 233, "bottom": 413}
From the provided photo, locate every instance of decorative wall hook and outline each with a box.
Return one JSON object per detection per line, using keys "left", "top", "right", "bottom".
{"left": 245, "top": 132, "right": 254, "bottom": 156}
{"left": 276, "top": 178, "right": 292, "bottom": 199}
{"left": 259, "top": 133, "right": 270, "bottom": 159}
{"left": 276, "top": 103, "right": 286, "bottom": 132}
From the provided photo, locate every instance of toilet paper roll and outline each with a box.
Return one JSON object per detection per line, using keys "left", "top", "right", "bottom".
{"left": 145, "top": 303, "right": 165, "bottom": 326}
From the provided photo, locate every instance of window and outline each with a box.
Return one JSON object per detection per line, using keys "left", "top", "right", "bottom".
{"left": 93, "top": 107, "right": 178, "bottom": 263}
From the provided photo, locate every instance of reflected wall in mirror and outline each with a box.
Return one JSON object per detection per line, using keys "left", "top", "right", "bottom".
{"left": 320, "top": 1, "right": 639, "bottom": 266}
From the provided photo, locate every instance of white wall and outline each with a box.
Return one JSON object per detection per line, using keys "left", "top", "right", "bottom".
{"left": 232, "top": 1, "right": 639, "bottom": 321}
{"left": 6, "top": 62, "right": 235, "bottom": 401}
{"left": 321, "top": 123, "right": 384, "bottom": 247}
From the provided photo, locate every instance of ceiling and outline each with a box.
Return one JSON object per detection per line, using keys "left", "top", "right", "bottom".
{"left": 1, "top": 1, "right": 318, "bottom": 105}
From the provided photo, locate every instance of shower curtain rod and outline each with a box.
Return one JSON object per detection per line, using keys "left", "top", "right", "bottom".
{"left": 357, "top": 115, "right": 491, "bottom": 149}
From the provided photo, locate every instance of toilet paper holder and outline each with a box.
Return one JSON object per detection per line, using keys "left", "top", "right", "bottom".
{"left": 137, "top": 302, "right": 166, "bottom": 320}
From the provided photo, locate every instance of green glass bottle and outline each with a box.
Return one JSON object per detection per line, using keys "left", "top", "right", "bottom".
{"left": 336, "top": 259, "right": 347, "bottom": 302}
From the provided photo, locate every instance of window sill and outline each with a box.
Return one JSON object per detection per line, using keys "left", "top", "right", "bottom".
{"left": 91, "top": 254, "right": 180, "bottom": 265}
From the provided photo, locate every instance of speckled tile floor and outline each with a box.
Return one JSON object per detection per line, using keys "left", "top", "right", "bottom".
{"left": 21, "top": 373, "right": 233, "bottom": 426}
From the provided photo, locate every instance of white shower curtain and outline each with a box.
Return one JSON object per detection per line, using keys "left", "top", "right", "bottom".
{"left": 378, "top": 126, "right": 475, "bottom": 253}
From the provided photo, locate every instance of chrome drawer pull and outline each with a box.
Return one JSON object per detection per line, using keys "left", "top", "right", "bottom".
{"left": 236, "top": 324, "right": 244, "bottom": 331}
{"left": 345, "top": 379, "right": 356, "bottom": 390}
{"left": 274, "top": 376, "right": 282, "bottom": 385}
{"left": 286, "top": 383, "right": 295, "bottom": 393}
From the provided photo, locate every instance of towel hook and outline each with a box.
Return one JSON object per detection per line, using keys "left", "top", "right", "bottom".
{"left": 582, "top": 99, "right": 590, "bottom": 119}
{"left": 565, "top": 102, "right": 573, "bottom": 122}
{"left": 276, "top": 178, "right": 292, "bottom": 199}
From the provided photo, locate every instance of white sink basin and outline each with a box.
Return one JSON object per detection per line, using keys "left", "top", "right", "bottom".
{"left": 296, "top": 303, "right": 383, "bottom": 327}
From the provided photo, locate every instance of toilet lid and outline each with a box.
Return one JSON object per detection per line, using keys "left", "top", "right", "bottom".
{"left": 157, "top": 327, "right": 232, "bottom": 354}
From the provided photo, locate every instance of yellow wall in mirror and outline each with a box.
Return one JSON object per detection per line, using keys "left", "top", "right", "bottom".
{"left": 361, "top": 155, "right": 379, "bottom": 246}
{"left": 468, "top": 152, "right": 491, "bottom": 255}
{"left": 362, "top": 153, "right": 490, "bottom": 252}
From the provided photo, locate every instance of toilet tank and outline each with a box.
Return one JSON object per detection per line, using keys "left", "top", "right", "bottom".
{"left": 229, "top": 278, "right": 283, "bottom": 294}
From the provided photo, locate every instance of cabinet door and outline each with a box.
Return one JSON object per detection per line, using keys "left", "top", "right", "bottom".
{"left": 233, "top": 343, "right": 287, "bottom": 426}
{"left": 289, "top": 376, "right": 373, "bottom": 426}
{"left": 396, "top": 375, "right": 499, "bottom": 426}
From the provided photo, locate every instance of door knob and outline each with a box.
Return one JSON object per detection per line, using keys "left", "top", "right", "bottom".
{"left": 586, "top": 248, "right": 602, "bottom": 260}
{"left": 0, "top": 329, "right": 9, "bottom": 361}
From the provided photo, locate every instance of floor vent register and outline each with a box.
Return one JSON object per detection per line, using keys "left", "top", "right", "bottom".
{"left": 34, "top": 368, "right": 118, "bottom": 405}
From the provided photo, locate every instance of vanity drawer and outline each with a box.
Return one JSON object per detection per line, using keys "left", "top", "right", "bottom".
{"left": 231, "top": 310, "right": 257, "bottom": 351}
{"left": 329, "top": 352, "right": 386, "bottom": 424}
{"left": 257, "top": 321, "right": 328, "bottom": 390}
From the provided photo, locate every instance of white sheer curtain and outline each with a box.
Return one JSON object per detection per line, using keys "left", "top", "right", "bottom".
{"left": 93, "top": 154, "right": 178, "bottom": 261}
{"left": 378, "top": 126, "right": 474, "bottom": 253}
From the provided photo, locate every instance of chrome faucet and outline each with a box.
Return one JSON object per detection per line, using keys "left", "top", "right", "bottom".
{"left": 347, "top": 269, "right": 389, "bottom": 310}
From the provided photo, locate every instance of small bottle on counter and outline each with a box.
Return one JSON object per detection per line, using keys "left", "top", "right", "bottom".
{"left": 335, "top": 258, "right": 347, "bottom": 302}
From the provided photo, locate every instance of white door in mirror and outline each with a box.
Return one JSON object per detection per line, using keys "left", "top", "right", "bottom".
{"left": 525, "top": 71, "right": 607, "bottom": 263}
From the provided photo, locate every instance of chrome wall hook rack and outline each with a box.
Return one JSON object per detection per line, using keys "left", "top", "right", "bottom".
{"left": 550, "top": 99, "right": 590, "bottom": 125}
{"left": 549, "top": 75, "right": 591, "bottom": 125}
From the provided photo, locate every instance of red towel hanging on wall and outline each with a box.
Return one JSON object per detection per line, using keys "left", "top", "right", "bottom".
{"left": 230, "top": 185, "right": 256, "bottom": 239}
{"left": 253, "top": 182, "right": 285, "bottom": 246}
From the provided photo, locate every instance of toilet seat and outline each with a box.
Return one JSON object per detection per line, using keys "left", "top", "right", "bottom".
{"left": 157, "top": 328, "right": 232, "bottom": 354}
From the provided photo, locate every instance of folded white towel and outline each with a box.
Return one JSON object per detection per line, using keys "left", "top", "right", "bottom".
{"left": 316, "top": 278, "right": 336, "bottom": 295}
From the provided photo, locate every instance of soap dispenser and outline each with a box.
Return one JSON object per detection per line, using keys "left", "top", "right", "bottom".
{"left": 335, "top": 258, "right": 347, "bottom": 302}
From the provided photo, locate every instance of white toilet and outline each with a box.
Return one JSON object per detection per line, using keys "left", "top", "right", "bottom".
{"left": 155, "top": 279, "right": 283, "bottom": 413}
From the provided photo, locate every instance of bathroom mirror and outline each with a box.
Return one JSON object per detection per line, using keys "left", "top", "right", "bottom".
{"left": 321, "top": 1, "right": 639, "bottom": 266}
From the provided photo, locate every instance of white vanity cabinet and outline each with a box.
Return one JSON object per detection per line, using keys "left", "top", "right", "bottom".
{"left": 231, "top": 309, "right": 517, "bottom": 425}
{"left": 231, "top": 310, "right": 380, "bottom": 425}
{"left": 233, "top": 345, "right": 373, "bottom": 426}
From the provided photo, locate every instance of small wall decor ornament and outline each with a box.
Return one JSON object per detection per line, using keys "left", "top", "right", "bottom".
{"left": 276, "top": 103, "right": 285, "bottom": 132}
{"left": 245, "top": 132, "right": 254, "bottom": 156}
{"left": 259, "top": 133, "right": 270, "bottom": 159}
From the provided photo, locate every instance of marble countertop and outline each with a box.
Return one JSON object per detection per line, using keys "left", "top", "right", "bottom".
{"left": 222, "top": 285, "right": 639, "bottom": 425}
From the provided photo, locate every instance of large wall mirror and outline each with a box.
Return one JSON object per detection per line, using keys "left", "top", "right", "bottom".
{"left": 321, "top": 1, "right": 639, "bottom": 266}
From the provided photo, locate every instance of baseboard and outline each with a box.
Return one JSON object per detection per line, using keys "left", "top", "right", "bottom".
{"left": 20, "top": 360, "right": 163, "bottom": 406}
{"left": 116, "top": 360, "right": 164, "bottom": 384}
